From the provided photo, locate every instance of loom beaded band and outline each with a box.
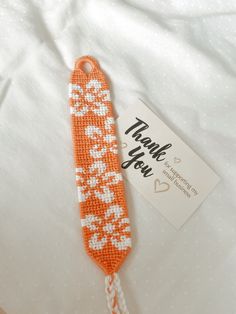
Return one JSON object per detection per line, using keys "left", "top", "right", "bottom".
{"left": 69, "top": 56, "right": 132, "bottom": 313}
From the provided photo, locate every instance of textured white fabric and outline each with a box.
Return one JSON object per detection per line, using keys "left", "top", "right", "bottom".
{"left": 0, "top": 1, "right": 236, "bottom": 313}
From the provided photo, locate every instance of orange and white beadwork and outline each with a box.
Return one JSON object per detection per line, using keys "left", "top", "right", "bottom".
{"left": 69, "top": 56, "right": 131, "bottom": 313}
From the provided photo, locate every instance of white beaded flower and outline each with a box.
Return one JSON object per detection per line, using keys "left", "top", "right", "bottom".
{"left": 81, "top": 205, "right": 131, "bottom": 251}
{"left": 69, "top": 80, "right": 110, "bottom": 117}
{"left": 76, "top": 161, "right": 122, "bottom": 203}
{"left": 85, "top": 117, "right": 118, "bottom": 159}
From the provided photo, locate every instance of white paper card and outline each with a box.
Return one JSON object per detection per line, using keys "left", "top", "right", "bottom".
{"left": 116, "top": 100, "right": 220, "bottom": 229}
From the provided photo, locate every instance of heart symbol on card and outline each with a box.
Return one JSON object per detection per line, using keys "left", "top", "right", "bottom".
{"left": 154, "top": 179, "right": 170, "bottom": 193}
{"left": 174, "top": 157, "right": 181, "bottom": 163}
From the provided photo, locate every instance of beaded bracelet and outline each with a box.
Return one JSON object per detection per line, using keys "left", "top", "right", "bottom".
{"left": 69, "top": 56, "right": 132, "bottom": 313}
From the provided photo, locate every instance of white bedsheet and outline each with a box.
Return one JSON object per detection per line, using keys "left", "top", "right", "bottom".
{"left": 0, "top": 1, "right": 236, "bottom": 313}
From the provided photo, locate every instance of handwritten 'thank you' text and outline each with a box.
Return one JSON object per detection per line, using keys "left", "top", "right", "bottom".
{"left": 121, "top": 118, "right": 172, "bottom": 177}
